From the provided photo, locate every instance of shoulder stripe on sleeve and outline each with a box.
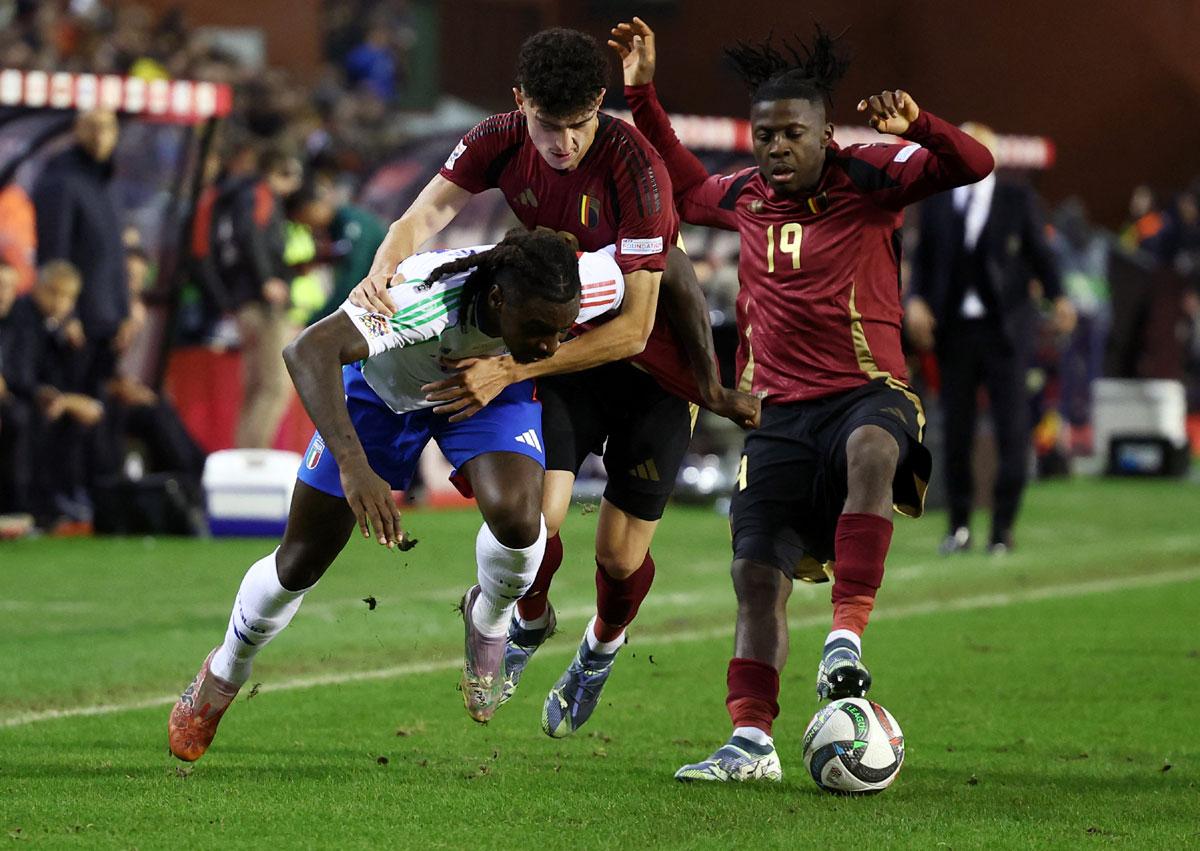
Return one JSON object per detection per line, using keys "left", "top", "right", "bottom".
{"left": 838, "top": 154, "right": 901, "bottom": 193}
{"left": 719, "top": 171, "right": 757, "bottom": 210}
{"left": 608, "top": 120, "right": 663, "bottom": 219}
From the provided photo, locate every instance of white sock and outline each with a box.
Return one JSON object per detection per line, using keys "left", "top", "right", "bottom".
{"left": 733, "top": 725, "right": 774, "bottom": 747}
{"left": 584, "top": 616, "right": 624, "bottom": 656}
{"left": 517, "top": 609, "right": 550, "bottom": 631}
{"left": 210, "top": 549, "right": 311, "bottom": 687}
{"left": 471, "top": 516, "right": 547, "bottom": 637}
{"left": 824, "top": 628, "right": 862, "bottom": 655}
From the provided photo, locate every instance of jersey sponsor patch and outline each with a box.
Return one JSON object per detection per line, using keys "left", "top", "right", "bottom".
{"left": 620, "top": 236, "right": 664, "bottom": 256}
{"left": 444, "top": 139, "right": 467, "bottom": 170}
{"left": 893, "top": 144, "right": 921, "bottom": 163}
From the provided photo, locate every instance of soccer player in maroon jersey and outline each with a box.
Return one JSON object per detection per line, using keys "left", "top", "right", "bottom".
{"left": 349, "top": 28, "right": 757, "bottom": 732}
{"left": 610, "top": 18, "right": 994, "bottom": 780}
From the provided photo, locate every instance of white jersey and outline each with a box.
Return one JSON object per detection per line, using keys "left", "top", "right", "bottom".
{"left": 341, "top": 244, "right": 623, "bottom": 414}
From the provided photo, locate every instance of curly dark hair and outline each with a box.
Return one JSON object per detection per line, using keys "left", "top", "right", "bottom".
{"left": 427, "top": 229, "right": 581, "bottom": 328}
{"left": 515, "top": 28, "right": 609, "bottom": 117}
{"left": 725, "top": 25, "right": 850, "bottom": 113}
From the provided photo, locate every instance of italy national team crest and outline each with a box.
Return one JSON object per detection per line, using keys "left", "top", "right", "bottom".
{"left": 305, "top": 434, "right": 325, "bottom": 470}
{"left": 579, "top": 193, "right": 600, "bottom": 229}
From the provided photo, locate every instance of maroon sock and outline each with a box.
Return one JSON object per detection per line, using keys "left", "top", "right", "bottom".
{"left": 831, "top": 513, "right": 893, "bottom": 632}
{"left": 593, "top": 551, "right": 656, "bottom": 641}
{"left": 515, "top": 533, "right": 562, "bottom": 621}
{"left": 726, "top": 658, "right": 780, "bottom": 736}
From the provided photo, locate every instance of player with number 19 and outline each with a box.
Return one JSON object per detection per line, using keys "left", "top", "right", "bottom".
{"left": 611, "top": 18, "right": 994, "bottom": 781}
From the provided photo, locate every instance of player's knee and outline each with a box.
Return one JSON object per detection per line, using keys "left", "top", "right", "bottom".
{"left": 846, "top": 426, "right": 900, "bottom": 484}
{"left": 731, "top": 558, "right": 788, "bottom": 606}
{"left": 484, "top": 499, "right": 543, "bottom": 549}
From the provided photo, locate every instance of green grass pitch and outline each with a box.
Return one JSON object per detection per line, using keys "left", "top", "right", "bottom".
{"left": 2, "top": 476, "right": 1198, "bottom": 848}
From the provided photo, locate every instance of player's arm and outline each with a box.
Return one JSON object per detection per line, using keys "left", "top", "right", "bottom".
{"left": 658, "top": 249, "right": 760, "bottom": 428}
{"left": 857, "top": 90, "right": 996, "bottom": 209}
{"left": 611, "top": 18, "right": 740, "bottom": 231}
{"left": 282, "top": 311, "right": 404, "bottom": 548}
{"left": 351, "top": 174, "right": 473, "bottom": 315}
{"left": 422, "top": 268, "right": 662, "bottom": 422}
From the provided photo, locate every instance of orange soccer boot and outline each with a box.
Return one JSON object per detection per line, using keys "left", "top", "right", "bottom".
{"left": 168, "top": 648, "right": 241, "bottom": 761}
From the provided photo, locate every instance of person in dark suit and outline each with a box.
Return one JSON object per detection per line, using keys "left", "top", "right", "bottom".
{"left": 32, "top": 109, "right": 130, "bottom": 394}
{"left": 907, "top": 123, "right": 1075, "bottom": 555}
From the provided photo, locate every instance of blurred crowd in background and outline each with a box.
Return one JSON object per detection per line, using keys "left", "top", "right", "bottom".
{"left": 1, "top": 0, "right": 1198, "bottom": 538}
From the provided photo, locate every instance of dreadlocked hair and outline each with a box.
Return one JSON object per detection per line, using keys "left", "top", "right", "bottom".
{"left": 427, "top": 229, "right": 581, "bottom": 328}
{"left": 725, "top": 24, "right": 850, "bottom": 111}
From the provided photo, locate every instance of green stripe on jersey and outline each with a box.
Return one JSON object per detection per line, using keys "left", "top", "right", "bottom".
{"left": 389, "top": 302, "right": 457, "bottom": 334}
{"left": 389, "top": 293, "right": 462, "bottom": 333}
{"left": 389, "top": 280, "right": 466, "bottom": 323}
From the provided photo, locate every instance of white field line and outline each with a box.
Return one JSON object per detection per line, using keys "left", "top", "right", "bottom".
{"left": 3, "top": 565, "right": 1198, "bottom": 730}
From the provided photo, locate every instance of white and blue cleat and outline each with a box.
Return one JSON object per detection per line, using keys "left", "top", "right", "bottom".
{"left": 541, "top": 636, "right": 617, "bottom": 738}
{"left": 499, "top": 603, "right": 557, "bottom": 706}
{"left": 674, "top": 736, "right": 783, "bottom": 782}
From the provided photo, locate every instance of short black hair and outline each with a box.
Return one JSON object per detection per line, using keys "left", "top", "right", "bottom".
{"left": 726, "top": 25, "right": 850, "bottom": 114}
{"left": 427, "top": 229, "right": 581, "bottom": 328}
{"left": 515, "top": 28, "right": 608, "bottom": 117}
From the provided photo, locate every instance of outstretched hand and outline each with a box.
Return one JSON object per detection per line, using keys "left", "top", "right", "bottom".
{"left": 608, "top": 17, "right": 657, "bottom": 87}
{"left": 857, "top": 90, "right": 920, "bottom": 136}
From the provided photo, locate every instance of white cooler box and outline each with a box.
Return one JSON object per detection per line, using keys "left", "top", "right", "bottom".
{"left": 1092, "top": 379, "right": 1190, "bottom": 476}
{"left": 202, "top": 449, "right": 302, "bottom": 536}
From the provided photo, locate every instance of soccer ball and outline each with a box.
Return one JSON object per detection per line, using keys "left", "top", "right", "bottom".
{"left": 801, "top": 698, "right": 904, "bottom": 795}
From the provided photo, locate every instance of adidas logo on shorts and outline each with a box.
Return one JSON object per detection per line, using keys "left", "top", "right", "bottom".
{"left": 515, "top": 429, "right": 542, "bottom": 454}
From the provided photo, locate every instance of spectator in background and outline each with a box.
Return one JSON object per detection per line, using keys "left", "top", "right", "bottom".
{"left": 907, "top": 122, "right": 1075, "bottom": 556}
{"left": 0, "top": 260, "right": 34, "bottom": 524}
{"left": 288, "top": 178, "right": 387, "bottom": 323}
{"left": 1050, "top": 198, "right": 1111, "bottom": 447}
{"left": 99, "top": 243, "right": 207, "bottom": 484}
{"left": 281, "top": 190, "right": 326, "bottom": 328}
{"left": 1119, "top": 184, "right": 1171, "bottom": 260}
{"left": 4, "top": 262, "right": 103, "bottom": 531}
{"left": 207, "top": 147, "right": 303, "bottom": 448}
{"left": 32, "top": 108, "right": 130, "bottom": 393}
{"left": 0, "top": 181, "right": 37, "bottom": 293}
{"left": 343, "top": 23, "right": 398, "bottom": 102}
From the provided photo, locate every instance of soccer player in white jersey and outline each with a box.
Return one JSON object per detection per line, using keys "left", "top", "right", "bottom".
{"left": 168, "top": 231, "right": 624, "bottom": 762}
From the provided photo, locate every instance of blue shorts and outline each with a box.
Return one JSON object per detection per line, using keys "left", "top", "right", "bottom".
{"left": 297, "top": 364, "right": 544, "bottom": 498}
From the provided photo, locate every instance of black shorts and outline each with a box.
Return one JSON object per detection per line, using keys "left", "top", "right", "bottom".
{"left": 730, "top": 378, "right": 931, "bottom": 578}
{"left": 538, "top": 361, "right": 694, "bottom": 521}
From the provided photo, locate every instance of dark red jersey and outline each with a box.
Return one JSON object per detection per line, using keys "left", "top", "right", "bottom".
{"left": 439, "top": 109, "right": 708, "bottom": 404}
{"left": 626, "top": 83, "right": 995, "bottom": 405}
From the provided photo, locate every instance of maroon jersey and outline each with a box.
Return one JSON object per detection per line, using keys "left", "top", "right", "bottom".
{"left": 438, "top": 110, "right": 708, "bottom": 404}
{"left": 626, "top": 83, "right": 994, "bottom": 404}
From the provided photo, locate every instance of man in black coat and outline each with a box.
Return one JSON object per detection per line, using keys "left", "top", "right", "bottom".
{"left": 2, "top": 261, "right": 105, "bottom": 528}
{"left": 907, "top": 123, "right": 1075, "bottom": 554}
{"left": 32, "top": 109, "right": 130, "bottom": 392}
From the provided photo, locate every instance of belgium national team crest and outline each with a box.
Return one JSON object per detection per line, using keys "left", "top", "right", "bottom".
{"left": 579, "top": 193, "right": 600, "bottom": 229}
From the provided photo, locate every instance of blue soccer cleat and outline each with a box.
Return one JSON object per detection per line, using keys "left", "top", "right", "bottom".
{"left": 541, "top": 635, "right": 617, "bottom": 738}
{"left": 499, "top": 603, "right": 557, "bottom": 706}
{"left": 674, "top": 736, "right": 783, "bottom": 782}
